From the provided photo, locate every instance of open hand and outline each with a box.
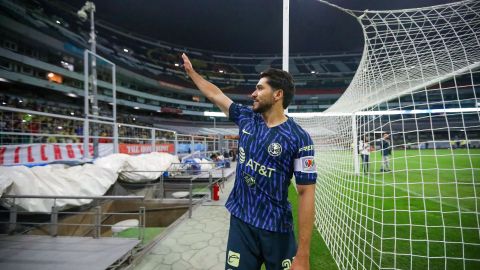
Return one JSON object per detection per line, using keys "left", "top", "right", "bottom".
{"left": 181, "top": 53, "right": 194, "bottom": 74}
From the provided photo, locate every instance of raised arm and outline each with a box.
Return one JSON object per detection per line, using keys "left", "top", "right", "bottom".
{"left": 182, "top": 53, "right": 233, "bottom": 116}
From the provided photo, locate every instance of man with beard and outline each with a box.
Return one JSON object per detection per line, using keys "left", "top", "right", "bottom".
{"left": 182, "top": 53, "right": 316, "bottom": 270}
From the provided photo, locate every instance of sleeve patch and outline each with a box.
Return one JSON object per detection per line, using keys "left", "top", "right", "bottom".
{"left": 294, "top": 156, "right": 316, "bottom": 173}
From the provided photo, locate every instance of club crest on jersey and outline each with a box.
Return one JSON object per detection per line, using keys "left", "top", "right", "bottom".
{"left": 268, "top": 143, "right": 282, "bottom": 157}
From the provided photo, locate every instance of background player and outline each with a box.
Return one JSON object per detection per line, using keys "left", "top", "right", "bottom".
{"left": 380, "top": 132, "right": 392, "bottom": 172}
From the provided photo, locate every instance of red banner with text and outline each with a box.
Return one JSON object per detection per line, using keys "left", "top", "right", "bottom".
{"left": 0, "top": 143, "right": 175, "bottom": 166}
{"left": 118, "top": 144, "right": 174, "bottom": 155}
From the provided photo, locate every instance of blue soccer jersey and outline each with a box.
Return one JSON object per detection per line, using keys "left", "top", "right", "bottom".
{"left": 226, "top": 103, "right": 317, "bottom": 233}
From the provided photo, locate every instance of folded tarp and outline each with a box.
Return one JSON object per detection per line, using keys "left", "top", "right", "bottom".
{"left": 0, "top": 152, "right": 180, "bottom": 212}
{"left": 112, "top": 152, "right": 180, "bottom": 183}
{"left": 0, "top": 164, "right": 117, "bottom": 212}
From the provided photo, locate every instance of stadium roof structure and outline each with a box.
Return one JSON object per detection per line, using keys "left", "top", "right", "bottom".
{"left": 66, "top": 0, "right": 457, "bottom": 55}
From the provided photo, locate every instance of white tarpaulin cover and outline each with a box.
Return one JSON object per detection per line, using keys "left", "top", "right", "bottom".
{"left": 0, "top": 152, "right": 180, "bottom": 212}
{"left": 0, "top": 164, "right": 117, "bottom": 212}
{"left": 0, "top": 177, "right": 13, "bottom": 198}
{"left": 113, "top": 152, "right": 180, "bottom": 182}
{"left": 195, "top": 158, "right": 215, "bottom": 172}
{"left": 94, "top": 153, "right": 131, "bottom": 173}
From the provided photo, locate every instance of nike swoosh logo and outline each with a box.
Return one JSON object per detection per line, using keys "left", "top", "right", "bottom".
{"left": 242, "top": 129, "right": 252, "bottom": 135}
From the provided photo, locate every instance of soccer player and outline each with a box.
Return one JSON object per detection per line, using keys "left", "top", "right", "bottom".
{"left": 359, "top": 136, "right": 371, "bottom": 173}
{"left": 380, "top": 132, "right": 392, "bottom": 172}
{"left": 182, "top": 53, "right": 317, "bottom": 270}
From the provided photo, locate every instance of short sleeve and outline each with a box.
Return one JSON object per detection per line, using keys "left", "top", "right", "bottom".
{"left": 228, "top": 103, "right": 254, "bottom": 126}
{"left": 293, "top": 132, "right": 317, "bottom": 185}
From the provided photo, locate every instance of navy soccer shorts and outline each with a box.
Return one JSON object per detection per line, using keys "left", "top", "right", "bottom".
{"left": 225, "top": 215, "right": 297, "bottom": 270}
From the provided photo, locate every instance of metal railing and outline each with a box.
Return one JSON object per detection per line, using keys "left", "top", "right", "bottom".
{"left": 119, "top": 163, "right": 228, "bottom": 218}
{"left": 0, "top": 106, "right": 235, "bottom": 164}
{"left": 0, "top": 195, "right": 145, "bottom": 241}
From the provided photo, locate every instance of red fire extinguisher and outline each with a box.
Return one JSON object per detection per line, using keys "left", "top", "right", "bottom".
{"left": 213, "top": 183, "right": 220, "bottom": 201}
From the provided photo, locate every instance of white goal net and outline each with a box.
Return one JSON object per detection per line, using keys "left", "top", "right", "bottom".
{"left": 293, "top": 0, "right": 480, "bottom": 269}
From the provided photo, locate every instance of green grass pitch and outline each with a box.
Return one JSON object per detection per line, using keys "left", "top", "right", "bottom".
{"left": 290, "top": 149, "right": 480, "bottom": 270}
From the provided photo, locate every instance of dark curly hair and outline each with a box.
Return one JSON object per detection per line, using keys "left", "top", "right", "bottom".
{"left": 260, "top": 68, "right": 295, "bottom": 109}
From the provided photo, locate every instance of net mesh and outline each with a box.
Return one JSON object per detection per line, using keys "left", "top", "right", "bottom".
{"left": 293, "top": 0, "right": 480, "bottom": 269}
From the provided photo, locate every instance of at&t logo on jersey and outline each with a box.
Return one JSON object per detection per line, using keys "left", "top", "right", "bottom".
{"left": 239, "top": 147, "right": 245, "bottom": 163}
{"left": 239, "top": 147, "right": 276, "bottom": 177}
{"left": 268, "top": 142, "right": 282, "bottom": 157}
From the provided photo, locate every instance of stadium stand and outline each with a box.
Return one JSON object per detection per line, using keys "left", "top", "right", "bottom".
{"left": 0, "top": 0, "right": 358, "bottom": 128}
